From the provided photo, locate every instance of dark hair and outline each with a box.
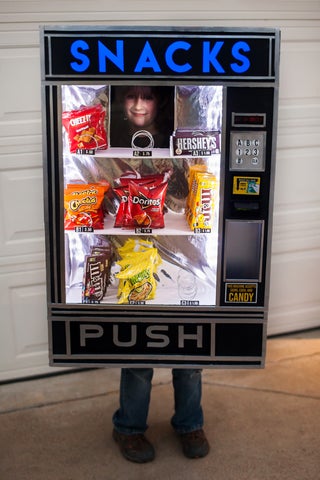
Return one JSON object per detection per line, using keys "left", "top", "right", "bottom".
{"left": 110, "top": 85, "right": 174, "bottom": 148}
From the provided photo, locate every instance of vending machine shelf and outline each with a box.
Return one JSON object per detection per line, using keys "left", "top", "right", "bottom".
{"left": 93, "top": 148, "right": 220, "bottom": 161}
{"left": 67, "top": 210, "right": 217, "bottom": 236}
{"left": 95, "top": 148, "right": 171, "bottom": 158}
{"left": 67, "top": 254, "right": 217, "bottom": 307}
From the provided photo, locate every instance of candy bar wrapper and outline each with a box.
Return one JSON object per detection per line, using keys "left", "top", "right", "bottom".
{"left": 82, "top": 254, "right": 107, "bottom": 303}
{"left": 187, "top": 164, "right": 208, "bottom": 191}
{"left": 90, "top": 244, "right": 114, "bottom": 290}
{"left": 171, "top": 129, "right": 220, "bottom": 156}
{"left": 187, "top": 173, "right": 218, "bottom": 230}
{"left": 186, "top": 164, "right": 212, "bottom": 217}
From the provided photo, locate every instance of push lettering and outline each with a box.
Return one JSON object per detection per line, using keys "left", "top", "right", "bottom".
{"left": 79, "top": 323, "right": 204, "bottom": 349}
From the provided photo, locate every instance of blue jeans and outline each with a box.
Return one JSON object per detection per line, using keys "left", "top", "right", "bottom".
{"left": 112, "top": 368, "right": 204, "bottom": 435}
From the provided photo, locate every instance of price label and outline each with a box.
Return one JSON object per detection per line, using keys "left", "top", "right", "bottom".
{"left": 74, "top": 226, "right": 94, "bottom": 233}
{"left": 132, "top": 150, "right": 152, "bottom": 157}
{"left": 194, "top": 228, "right": 211, "bottom": 234}
{"left": 76, "top": 148, "right": 96, "bottom": 155}
{"left": 180, "top": 300, "right": 200, "bottom": 306}
{"left": 135, "top": 228, "right": 152, "bottom": 234}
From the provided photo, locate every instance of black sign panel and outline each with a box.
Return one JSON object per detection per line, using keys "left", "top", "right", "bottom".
{"left": 43, "top": 28, "right": 277, "bottom": 80}
{"left": 50, "top": 318, "right": 265, "bottom": 366}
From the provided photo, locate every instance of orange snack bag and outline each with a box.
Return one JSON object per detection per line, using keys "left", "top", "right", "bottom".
{"left": 64, "top": 183, "right": 109, "bottom": 230}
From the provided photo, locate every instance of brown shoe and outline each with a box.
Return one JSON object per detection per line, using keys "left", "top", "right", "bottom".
{"left": 113, "top": 429, "right": 155, "bottom": 463}
{"left": 179, "top": 429, "right": 210, "bottom": 458}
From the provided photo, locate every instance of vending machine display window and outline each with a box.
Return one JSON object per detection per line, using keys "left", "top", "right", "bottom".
{"left": 62, "top": 84, "right": 222, "bottom": 308}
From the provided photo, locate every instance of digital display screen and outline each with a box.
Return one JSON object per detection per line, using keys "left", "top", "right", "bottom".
{"left": 232, "top": 113, "right": 266, "bottom": 127}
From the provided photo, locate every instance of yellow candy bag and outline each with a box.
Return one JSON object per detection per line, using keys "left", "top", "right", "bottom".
{"left": 187, "top": 171, "right": 218, "bottom": 230}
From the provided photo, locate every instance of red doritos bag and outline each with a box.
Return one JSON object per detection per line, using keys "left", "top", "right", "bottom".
{"left": 126, "top": 180, "right": 168, "bottom": 229}
{"left": 113, "top": 174, "right": 168, "bottom": 229}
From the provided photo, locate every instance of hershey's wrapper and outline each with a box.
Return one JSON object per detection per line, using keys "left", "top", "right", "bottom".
{"left": 171, "top": 129, "right": 220, "bottom": 156}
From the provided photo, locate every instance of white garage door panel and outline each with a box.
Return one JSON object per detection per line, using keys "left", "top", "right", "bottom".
{"left": 0, "top": 167, "right": 45, "bottom": 256}
{"left": 10, "top": 282, "right": 48, "bottom": 357}
{"left": 274, "top": 148, "right": 320, "bottom": 204}
{"left": 0, "top": 268, "right": 51, "bottom": 379}
{"left": 279, "top": 42, "right": 320, "bottom": 100}
{"left": 268, "top": 251, "right": 320, "bottom": 335}
{"left": 0, "top": 48, "right": 41, "bottom": 137}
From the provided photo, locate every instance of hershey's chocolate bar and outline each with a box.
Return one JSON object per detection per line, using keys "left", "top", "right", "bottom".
{"left": 171, "top": 129, "right": 220, "bottom": 156}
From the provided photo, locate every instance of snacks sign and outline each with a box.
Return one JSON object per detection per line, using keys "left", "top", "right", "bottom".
{"left": 42, "top": 28, "right": 277, "bottom": 80}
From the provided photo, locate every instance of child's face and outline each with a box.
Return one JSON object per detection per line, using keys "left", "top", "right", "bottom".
{"left": 124, "top": 88, "right": 158, "bottom": 131}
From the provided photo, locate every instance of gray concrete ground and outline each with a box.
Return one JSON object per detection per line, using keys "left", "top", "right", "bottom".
{"left": 0, "top": 330, "right": 319, "bottom": 480}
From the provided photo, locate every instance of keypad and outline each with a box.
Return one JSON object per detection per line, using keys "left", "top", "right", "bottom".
{"left": 230, "top": 131, "right": 266, "bottom": 171}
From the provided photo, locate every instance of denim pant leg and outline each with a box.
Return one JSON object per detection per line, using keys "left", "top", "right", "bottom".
{"left": 112, "top": 368, "right": 154, "bottom": 434}
{"left": 171, "top": 368, "right": 204, "bottom": 434}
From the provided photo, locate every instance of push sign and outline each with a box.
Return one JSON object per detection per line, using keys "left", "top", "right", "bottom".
{"left": 43, "top": 27, "right": 277, "bottom": 80}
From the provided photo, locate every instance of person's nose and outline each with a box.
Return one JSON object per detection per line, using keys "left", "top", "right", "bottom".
{"left": 133, "top": 96, "right": 144, "bottom": 110}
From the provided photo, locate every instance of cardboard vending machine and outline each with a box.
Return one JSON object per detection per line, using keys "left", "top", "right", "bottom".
{"left": 41, "top": 26, "right": 280, "bottom": 368}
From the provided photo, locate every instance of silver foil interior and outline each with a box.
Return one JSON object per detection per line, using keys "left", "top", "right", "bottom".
{"left": 62, "top": 85, "right": 222, "bottom": 306}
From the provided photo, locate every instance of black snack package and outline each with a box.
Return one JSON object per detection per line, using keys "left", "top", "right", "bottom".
{"left": 82, "top": 254, "right": 106, "bottom": 303}
{"left": 171, "top": 129, "right": 220, "bottom": 156}
{"left": 90, "top": 244, "right": 114, "bottom": 291}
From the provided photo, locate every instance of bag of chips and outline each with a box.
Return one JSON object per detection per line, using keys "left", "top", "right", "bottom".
{"left": 116, "top": 239, "right": 161, "bottom": 304}
{"left": 113, "top": 174, "right": 168, "bottom": 229}
{"left": 62, "top": 104, "right": 107, "bottom": 153}
{"left": 64, "top": 183, "right": 109, "bottom": 229}
{"left": 126, "top": 180, "right": 168, "bottom": 229}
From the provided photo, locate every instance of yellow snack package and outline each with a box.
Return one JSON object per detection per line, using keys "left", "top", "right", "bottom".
{"left": 187, "top": 173, "right": 218, "bottom": 230}
{"left": 188, "top": 164, "right": 208, "bottom": 189}
{"left": 186, "top": 164, "right": 209, "bottom": 217}
{"left": 117, "top": 238, "right": 154, "bottom": 256}
{"left": 116, "top": 241, "right": 161, "bottom": 304}
{"left": 116, "top": 258, "right": 157, "bottom": 304}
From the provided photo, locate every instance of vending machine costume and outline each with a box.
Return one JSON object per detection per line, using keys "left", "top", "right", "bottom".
{"left": 41, "top": 27, "right": 280, "bottom": 368}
